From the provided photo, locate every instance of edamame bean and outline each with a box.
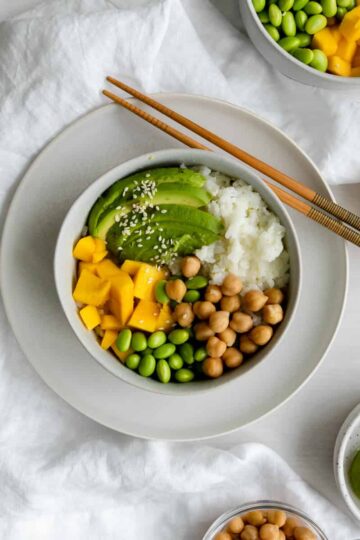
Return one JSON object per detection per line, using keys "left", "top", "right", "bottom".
{"left": 155, "top": 280, "right": 169, "bottom": 304}
{"left": 183, "top": 290, "right": 201, "bottom": 303}
{"left": 310, "top": 48, "right": 328, "bottom": 71}
{"left": 278, "top": 0, "right": 294, "bottom": 10}
{"left": 278, "top": 36, "right": 301, "bottom": 51}
{"left": 194, "top": 347, "right": 207, "bottom": 362}
{"left": 292, "top": 47, "right": 314, "bottom": 64}
{"left": 153, "top": 343, "right": 176, "bottom": 359}
{"left": 116, "top": 329, "right": 132, "bottom": 352}
{"left": 252, "top": 0, "right": 266, "bottom": 12}
{"left": 169, "top": 353, "right": 183, "bottom": 370}
{"left": 179, "top": 343, "right": 194, "bottom": 365}
{"left": 269, "top": 4, "right": 282, "bottom": 27}
{"left": 295, "top": 10, "right": 308, "bottom": 31}
{"left": 126, "top": 353, "right": 141, "bottom": 370}
{"left": 142, "top": 347, "right": 153, "bottom": 355}
{"left": 337, "top": 0, "right": 352, "bottom": 7}
{"left": 156, "top": 359, "right": 171, "bottom": 384}
{"left": 321, "top": 0, "right": 337, "bottom": 17}
{"left": 168, "top": 329, "right": 189, "bottom": 345}
{"left": 138, "top": 354, "right": 156, "bottom": 377}
{"left": 305, "top": 13, "right": 327, "bottom": 33}
{"left": 304, "top": 1, "right": 323, "bottom": 14}
{"left": 264, "top": 24, "right": 280, "bottom": 41}
{"left": 296, "top": 32, "right": 312, "bottom": 46}
{"left": 282, "top": 11, "right": 297, "bottom": 36}
{"left": 293, "top": 0, "right": 309, "bottom": 10}
{"left": 148, "top": 331, "right": 167, "bottom": 349}
{"left": 259, "top": 10, "right": 270, "bottom": 23}
{"left": 336, "top": 6, "right": 347, "bottom": 19}
{"left": 186, "top": 276, "right": 208, "bottom": 289}
{"left": 175, "top": 368, "right": 195, "bottom": 383}
{"left": 131, "top": 332, "right": 147, "bottom": 352}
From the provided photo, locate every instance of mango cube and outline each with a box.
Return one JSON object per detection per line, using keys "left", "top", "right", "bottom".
{"left": 100, "top": 314, "right": 122, "bottom": 331}
{"left": 96, "top": 259, "right": 123, "bottom": 279}
{"left": 337, "top": 38, "right": 357, "bottom": 63}
{"left": 351, "top": 66, "right": 360, "bottom": 76}
{"left": 73, "top": 236, "right": 96, "bottom": 262}
{"left": 133, "top": 263, "right": 166, "bottom": 301}
{"left": 92, "top": 250, "right": 108, "bottom": 263}
{"left": 312, "top": 28, "right": 338, "bottom": 56}
{"left": 155, "top": 304, "right": 175, "bottom": 331}
{"left": 78, "top": 261, "right": 98, "bottom": 275}
{"left": 121, "top": 259, "right": 143, "bottom": 276}
{"left": 330, "top": 27, "right": 342, "bottom": 44}
{"left": 108, "top": 271, "right": 134, "bottom": 326}
{"left": 353, "top": 50, "right": 360, "bottom": 66}
{"left": 94, "top": 238, "right": 107, "bottom": 252}
{"left": 128, "top": 300, "right": 161, "bottom": 332}
{"left": 101, "top": 329, "right": 118, "bottom": 350}
{"left": 340, "top": 7, "right": 360, "bottom": 42}
{"left": 328, "top": 55, "right": 351, "bottom": 76}
{"left": 73, "top": 269, "right": 111, "bottom": 306}
{"left": 79, "top": 305, "right": 101, "bottom": 330}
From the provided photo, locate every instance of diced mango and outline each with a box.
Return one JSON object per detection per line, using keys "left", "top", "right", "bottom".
{"left": 351, "top": 66, "right": 360, "bottom": 76}
{"left": 108, "top": 272, "right": 134, "bottom": 326}
{"left": 128, "top": 299, "right": 161, "bottom": 332}
{"left": 312, "top": 28, "right": 338, "bottom": 56}
{"left": 353, "top": 50, "right": 360, "bottom": 66}
{"left": 79, "top": 305, "right": 101, "bottom": 330}
{"left": 73, "top": 236, "right": 96, "bottom": 262}
{"left": 100, "top": 314, "right": 123, "bottom": 331}
{"left": 155, "top": 304, "right": 175, "bottom": 332}
{"left": 73, "top": 269, "right": 111, "bottom": 306}
{"left": 328, "top": 55, "right": 351, "bottom": 76}
{"left": 92, "top": 250, "right": 108, "bottom": 263}
{"left": 133, "top": 263, "right": 166, "bottom": 301}
{"left": 95, "top": 326, "right": 104, "bottom": 338}
{"left": 96, "top": 259, "right": 123, "bottom": 279}
{"left": 94, "top": 238, "right": 107, "bottom": 252}
{"left": 337, "top": 38, "right": 357, "bottom": 62}
{"left": 330, "top": 27, "right": 342, "bottom": 44}
{"left": 121, "top": 259, "right": 143, "bottom": 276}
{"left": 340, "top": 7, "right": 360, "bottom": 42}
{"left": 111, "top": 343, "right": 131, "bottom": 363}
{"left": 101, "top": 329, "right": 118, "bottom": 350}
{"left": 79, "top": 261, "right": 98, "bottom": 275}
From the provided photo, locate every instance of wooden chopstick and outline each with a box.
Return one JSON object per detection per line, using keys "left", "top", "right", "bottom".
{"left": 106, "top": 76, "right": 360, "bottom": 233}
{"left": 102, "top": 88, "right": 360, "bottom": 248}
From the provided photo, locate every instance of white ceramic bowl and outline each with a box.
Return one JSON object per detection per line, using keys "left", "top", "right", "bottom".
{"left": 334, "top": 403, "right": 360, "bottom": 521}
{"left": 239, "top": 0, "right": 360, "bottom": 91}
{"left": 54, "top": 148, "right": 301, "bottom": 395}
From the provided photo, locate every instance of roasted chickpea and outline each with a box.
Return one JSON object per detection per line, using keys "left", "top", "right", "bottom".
{"left": 165, "top": 279, "right": 186, "bottom": 302}
{"left": 221, "top": 273, "right": 243, "bottom": 296}
{"left": 220, "top": 294, "right": 241, "bottom": 313}
{"left": 239, "top": 335, "right": 258, "bottom": 354}
{"left": 205, "top": 284, "right": 222, "bottom": 303}
{"left": 180, "top": 255, "right": 201, "bottom": 278}
{"left": 174, "top": 303, "right": 194, "bottom": 328}
{"left": 202, "top": 357, "right": 223, "bottom": 378}
{"left": 222, "top": 347, "right": 243, "bottom": 368}
{"left": 193, "top": 301, "right": 216, "bottom": 320}
{"left": 264, "top": 287, "right": 284, "bottom": 305}
{"left": 209, "top": 311, "right": 230, "bottom": 333}
{"left": 267, "top": 510, "right": 286, "bottom": 528}
{"left": 227, "top": 516, "right": 244, "bottom": 534}
{"left": 194, "top": 322, "right": 214, "bottom": 341}
{"left": 293, "top": 527, "right": 316, "bottom": 540}
{"left": 259, "top": 523, "right": 280, "bottom": 540}
{"left": 250, "top": 325, "right": 273, "bottom": 346}
{"left": 240, "top": 525, "right": 259, "bottom": 540}
{"left": 244, "top": 511, "right": 266, "bottom": 527}
{"left": 214, "top": 532, "right": 232, "bottom": 540}
{"left": 282, "top": 517, "right": 299, "bottom": 537}
{"left": 217, "top": 327, "right": 237, "bottom": 347}
{"left": 230, "top": 312, "right": 253, "bottom": 333}
{"left": 262, "top": 304, "right": 283, "bottom": 325}
{"left": 206, "top": 336, "right": 227, "bottom": 358}
{"left": 243, "top": 290, "right": 268, "bottom": 312}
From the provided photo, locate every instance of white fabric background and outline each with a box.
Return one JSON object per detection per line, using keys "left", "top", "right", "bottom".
{"left": 0, "top": 0, "right": 360, "bottom": 538}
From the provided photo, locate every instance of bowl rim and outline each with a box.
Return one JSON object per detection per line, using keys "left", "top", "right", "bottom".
{"left": 54, "top": 148, "right": 302, "bottom": 396}
{"left": 243, "top": 0, "right": 360, "bottom": 85}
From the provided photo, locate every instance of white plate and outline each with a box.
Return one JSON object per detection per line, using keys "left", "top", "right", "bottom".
{"left": 0, "top": 94, "right": 348, "bottom": 440}
{"left": 334, "top": 403, "right": 360, "bottom": 521}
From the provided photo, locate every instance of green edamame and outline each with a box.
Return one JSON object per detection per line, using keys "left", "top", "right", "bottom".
{"left": 310, "top": 48, "right": 328, "bottom": 71}
{"left": 336, "top": 6, "right": 347, "bottom": 19}
{"left": 264, "top": 24, "right": 280, "bottom": 41}
{"left": 194, "top": 347, "right": 207, "bottom": 362}
{"left": 321, "top": 0, "right": 337, "bottom": 17}
{"left": 126, "top": 353, "right": 141, "bottom": 370}
{"left": 156, "top": 359, "right": 171, "bottom": 384}
{"left": 252, "top": 0, "right": 266, "bottom": 12}
{"left": 153, "top": 343, "right": 176, "bottom": 359}
{"left": 268, "top": 4, "right": 282, "bottom": 27}
{"left": 183, "top": 290, "right": 201, "bottom": 303}
{"left": 337, "top": 0, "right": 352, "bottom": 7}
{"left": 168, "top": 329, "right": 189, "bottom": 345}
{"left": 142, "top": 347, "right": 153, "bottom": 355}
{"left": 305, "top": 13, "right": 327, "bottom": 33}
{"left": 297, "top": 32, "right": 312, "bottom": 46}
{"left": 116, "top": 329, "right": 132, "bottom": 352}
{"left": 168, "top": 353, "right": 183, "bottom": 370}
{"left": 304, "top": 1, "right": 323, "bottom": 14}
{"left": 186, "top": 276, "right": 208, "bottom": 290}
{"left": 175, "top": 368, "right": 195, "bottom": 383}
{"left": 278, "top": 36, "right": 301, "bottom": 51}
{"left": 138, "top": 354, "right": 156, "bottom": 377}
{"left": 282, "top": 11, "right": 297, "bottom": 36}
{"left": 295, "top": 10, "right": 308, "bottom": 31}
{"left": 292, "top": 47, "right": 314, "bottom": 64}
{"left": 293, "top": 0, "right": 309, "bottom": 10}
{"left": 259, "top": 10, "right": 270, "bottom": 23}
{"left": 131, "top": 332, "right": 147, "bottom": 352}
{"left": 278, "top": 0, "right": 294, "bottom": 11}
{"left": 148, "top": 330, "right": 167, "bottom": 349}
{"left": 179, "top": 343, "right": 194, "bottom": 365}
{"left": 155, "top": 280, "right": 169, "bottom": 304}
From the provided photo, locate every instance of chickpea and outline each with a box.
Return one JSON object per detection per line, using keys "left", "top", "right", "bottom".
{"left": 193, "top": 301, "right": 216, "bottom": 320}
{"left": 250, "top": 325, "right": 273, "bottom": 346}
{"left": 227, "top": 516, "right": 244, "bottom": 534}
{"left": 194, "top": 322, "right": 214, "bottom": 341}
{"left": 230, "top": 312, "right": 253, "bottom": 333}
{"left": 217, "top": 327, "right": 237, "bottom": 347}
{"left": 259, "top": 523, "right": 280, "bottom": 540}
{"left": 206, "top": 336, "right": 227, "bottom": 358}
{"left": 221, "top": 273, "right": 243, "bottom": 296}
{"left": 243, "top": 290, "right": 268, "bottom": 312}
{"left": 262, "top": 304, "right": 283, "bottom": 325}
{"left": 180, "top": 255, "right": 201, "bottom": 278}
{"left": 264, "top": 287, "right": 284, "bottom": 305}
{"left": 174, "top": 303, "right": 194, "bottom": 328}
{"left": 222, "top": 347, "right": 243, "bottom": 368}
{"left": 267, "top": 510, "right": 286, "bottom": 528}
{"left": 244, "top": 511, "right": 266, "bottom": 527}
{"left": 240, "top": 525, "right": 259, "bottom": 540}
{"left": 239, "top": 335, "right": 258, "bottom": 354}
{"left": 214, "top": 533, "right": 232, "bottom": 540}
{"left": 220, "top": 295, "right": 241, "bottom": 313}
{"left": 202, "top": 357, "right": 223, "bottom": 378}
{"left": 165, "top": 279, "right": 186, "bottom": 302}
{"left": 282, "top": 517, "right": 299, "bottom": 537}
{"left": 293, "top": 527, "right": 316, "bottom": 540}
{"left": 209, "top": 311, "right": 230, "bottom": 333}
{"left": 205, "top": 284, "right": 222, "bottom": 303}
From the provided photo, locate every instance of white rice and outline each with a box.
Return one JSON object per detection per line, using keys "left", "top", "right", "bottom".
{"left": 194, "top": 167, "right": 290, "bottom": 291}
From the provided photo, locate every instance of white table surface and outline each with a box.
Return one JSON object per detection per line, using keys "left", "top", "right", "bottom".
{"left": 1, "top": 0, "right": 360, "bottom": 527}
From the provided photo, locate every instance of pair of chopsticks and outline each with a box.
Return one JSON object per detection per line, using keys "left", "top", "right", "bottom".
{"left": 102, "top": 77, "right": 360, "bottom": 248}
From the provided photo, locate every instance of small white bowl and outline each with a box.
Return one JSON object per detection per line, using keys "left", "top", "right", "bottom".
{"left": 54, "top": 148, "right": 301, "bottom": 395}
{"left": 334, "top": 403, "right": 360, "bottom": 521}
{"left": 239, "top": 0, "right": 360, "bottom": 91}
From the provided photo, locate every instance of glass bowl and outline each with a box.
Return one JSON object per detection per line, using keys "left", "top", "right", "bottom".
{"left": 202, "top": 500, "right": 327, "bottom": 539}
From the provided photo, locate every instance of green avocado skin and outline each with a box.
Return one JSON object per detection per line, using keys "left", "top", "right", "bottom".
{"left": 350, "top": 450, "right": 360, "bottom": 499}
